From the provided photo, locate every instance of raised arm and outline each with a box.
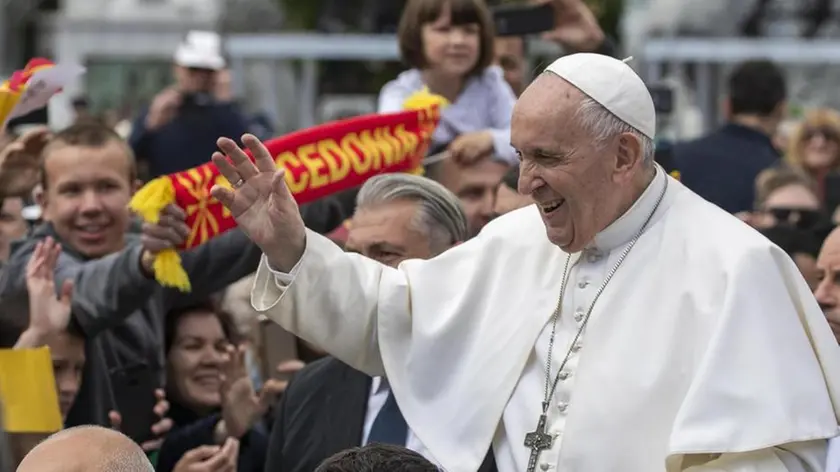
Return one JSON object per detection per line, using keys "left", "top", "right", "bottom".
{"left": 251, "top": 231, "right": 391, "bottom": 374}
{"left": 0, "top": 235, "right": 157, "bottom": 339}
{"left": 210, "top": 134, "right": 395, "bottom": 374}
{"left": 0, "top": 208, "right": 204, "bottom": 339}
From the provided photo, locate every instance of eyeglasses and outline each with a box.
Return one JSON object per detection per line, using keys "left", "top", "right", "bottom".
{"left": 767, "top": 207, "right": 824, "bottom": 229}
{"left": 186, "top": 67, "right": 216, "bottom": 74}
{"left": 802, "top": 126, "right": 840, "bottom": 143}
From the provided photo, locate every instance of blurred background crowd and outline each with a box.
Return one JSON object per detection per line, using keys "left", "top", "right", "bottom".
{"left": 2, "top": 0, "right": 840, "bottom": 470}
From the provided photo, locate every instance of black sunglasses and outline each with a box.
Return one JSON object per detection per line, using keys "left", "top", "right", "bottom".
{"left": 802, "top": 126, "right": 840, "bottom": 142}
{"left": 768, "top": 207, "right": 824, "bottom": 229}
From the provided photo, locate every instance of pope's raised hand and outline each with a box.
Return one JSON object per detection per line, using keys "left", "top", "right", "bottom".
{"left": 210, "top": 134, "right": 306, "bottom": 272}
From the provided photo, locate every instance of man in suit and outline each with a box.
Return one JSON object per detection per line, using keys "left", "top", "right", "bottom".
{"left": 265, "top": 173, "right": 496, "bottom": 472}
{"left": 672, "top": 59, "right": 786, "bottom": 214}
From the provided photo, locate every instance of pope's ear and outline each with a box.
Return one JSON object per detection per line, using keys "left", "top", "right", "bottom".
{"left": 614, "top": 133, "right": 642, "bottom": 175}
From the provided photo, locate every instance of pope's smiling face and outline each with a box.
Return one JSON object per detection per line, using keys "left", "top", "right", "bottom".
{"left": 511, "top": 74, "right": 647, "bottom": 252}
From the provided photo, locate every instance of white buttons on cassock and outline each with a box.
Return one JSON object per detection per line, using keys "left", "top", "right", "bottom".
{"left": 571, "top": 341, "right": 582, "bottom": 352}
{"left": 557, "top": 402, "right": 568, "bottom": 412}
{"left": 573, "top": 311, "right": 584, "bottom": 322}
{"left": 540, "top": 462, "right": 552, "bottom": 471}
{"left": 558, "top": 371, "right": 570, "bottom": 380}
{"left": 577, "top": 279, "right": 589, "bottom": 289}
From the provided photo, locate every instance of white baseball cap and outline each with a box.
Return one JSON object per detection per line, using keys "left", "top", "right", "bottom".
{"left": 174, "top": 31, "right": 226, "bottom": 71}
{"left": 544, "top": 53, "right": 656, "bottom": 139}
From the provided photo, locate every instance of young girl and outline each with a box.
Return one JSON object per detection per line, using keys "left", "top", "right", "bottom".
{"left": 378, "top": 0, "right": 518, "bottom": 165}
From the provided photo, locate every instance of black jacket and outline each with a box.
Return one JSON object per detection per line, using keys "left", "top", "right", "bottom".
{"left": 673, "top": 123, "right": 780, "bottom": 214}
{"left": 265, "top": 357, "right": 497, "bottom": 472}
{"left": 156, "top": 402, "right": 268, "bottom": 472}
{"left": 0, "top": 223, "right": 262, "bottom": 430}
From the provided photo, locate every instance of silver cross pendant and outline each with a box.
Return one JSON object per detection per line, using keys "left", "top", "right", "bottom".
{"left": 524, "top": 413, "right": 553, "bottom": 472}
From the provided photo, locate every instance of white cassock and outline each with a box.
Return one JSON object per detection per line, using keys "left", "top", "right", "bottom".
{"left": 251, "top": 169, "right": 840, "bottom": 472}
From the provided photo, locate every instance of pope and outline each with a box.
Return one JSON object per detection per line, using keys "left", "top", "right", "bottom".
{"left": 210, "top": 54, "right": 840, "bottom": 472}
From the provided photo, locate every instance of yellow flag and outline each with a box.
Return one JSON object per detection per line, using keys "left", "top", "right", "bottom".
{"left": 0, "top": 347, "right": 62, "bottom": 433}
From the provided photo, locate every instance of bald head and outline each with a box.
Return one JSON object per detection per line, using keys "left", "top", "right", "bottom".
{"left": 17, "top": 426, "right": 153, "bottom": 472}
{"left": 822, "top": 227, "right": 840, "bottom": 250}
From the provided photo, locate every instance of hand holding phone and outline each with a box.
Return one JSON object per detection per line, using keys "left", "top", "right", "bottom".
{"left": 529, "top": 0, "right": 605, "bottom": 53}
{"left": 108, "top": 388, "right": 172, "bottom": 451}
{"left": 492, "top": 3, "right": 556, "bottom": 37}
{"left": 109, "top": 364, "right": 161, "bottom": 445}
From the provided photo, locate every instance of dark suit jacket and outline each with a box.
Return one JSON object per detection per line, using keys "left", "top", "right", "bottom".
{"left": 672, "top": 123, "right": 779, "bottom": 214}
{"left": 265, "top": 357, "right": 497, "bottom": 472}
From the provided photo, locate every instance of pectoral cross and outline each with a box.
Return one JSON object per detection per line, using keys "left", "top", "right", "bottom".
{"left": 524, "top": 413, "right": 553, "bottom": 472}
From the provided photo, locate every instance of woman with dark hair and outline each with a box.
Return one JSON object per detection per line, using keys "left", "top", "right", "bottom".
{"left": 155, "top": 300, "right": 269, "bottom": 472}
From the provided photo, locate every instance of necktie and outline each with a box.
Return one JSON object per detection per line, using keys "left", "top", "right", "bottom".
{"left": 367, "top": 389, "right": 408, "bottom": 446}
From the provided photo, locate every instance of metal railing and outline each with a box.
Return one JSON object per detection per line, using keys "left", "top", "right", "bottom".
{"left": 225, "top": 33, "right": 562, "bottom": 129}
{"left": 643, "top": 37, "right": 840, "bottom": 132}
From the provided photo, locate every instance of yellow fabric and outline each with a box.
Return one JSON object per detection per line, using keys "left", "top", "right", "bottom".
{"left": 0, "top": 347, "right": 62, "bottom": 433}
{"left": 0, "top": 90, "right": 20, "bottom": 127}
{"left": 128, "top": 177, "right": 190, "bottom": 290}
{"left": 130, "top": 176, "right": 174, "bottom": 224}
{"left": 153, "top": 250, "right": 189, "bottom": 292}
{"left": 402, "top": 87, "right": 449, "bottom": 111}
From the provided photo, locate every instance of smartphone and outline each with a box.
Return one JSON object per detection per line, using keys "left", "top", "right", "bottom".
{"left": 109, "top": 363, "right": 160, "bottom": 444}
{"left": 492, "top": 3, "right": 556, "bottom": 37}
{"left": 180, "top": 92, "right": 214, "bottom": 109}
{"left": 258, "top": 315, "right": 299, "bottom": 381}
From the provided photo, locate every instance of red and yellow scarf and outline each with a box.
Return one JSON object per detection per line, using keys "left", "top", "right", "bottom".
{"left": 130, "top": 90, "right": 446, "bottom": 291}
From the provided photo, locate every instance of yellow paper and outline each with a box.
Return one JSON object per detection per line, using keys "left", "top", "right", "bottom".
{"left": 0, "top": 346, "right": 62, "bottom": 433}
{"left": 0, "top": 90, "right": 20, "bottom": 126}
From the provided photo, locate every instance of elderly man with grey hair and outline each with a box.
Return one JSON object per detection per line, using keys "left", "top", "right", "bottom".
{"left": 263, "top": 173, "right": 498, "bottom": 472}
{"left": 344, "top": 173, "right": 468, "bottom": 264}
{"left": 218, "top": 53, "right": 840, "bottom": 472}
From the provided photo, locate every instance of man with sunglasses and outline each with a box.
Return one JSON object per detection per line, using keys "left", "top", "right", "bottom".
{"left": 128, "top": 31, "right": 249, "bottom": 179}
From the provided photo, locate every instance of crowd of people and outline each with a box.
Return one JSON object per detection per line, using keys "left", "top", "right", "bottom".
{"left": 1, "top": 0, "right": 839, "bottom": 470}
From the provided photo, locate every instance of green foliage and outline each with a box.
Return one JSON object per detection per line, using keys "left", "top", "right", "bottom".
{"left": 278, "top": 0, "right": 324, "bottom": 29}
{"left": 590, "top": 0, "right": 624, "bottom": 42}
